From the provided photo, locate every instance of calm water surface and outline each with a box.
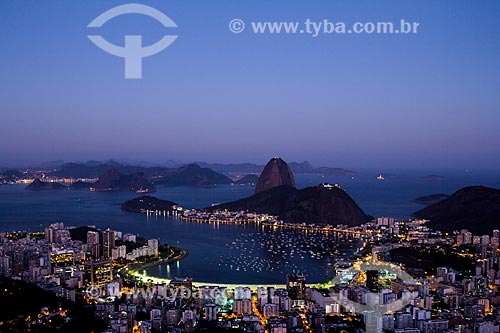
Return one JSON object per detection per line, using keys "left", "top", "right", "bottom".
{"left": 1, "top": 170, "right": 499, "bottom": 283}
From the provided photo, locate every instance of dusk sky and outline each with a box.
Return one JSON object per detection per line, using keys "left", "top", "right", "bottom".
{"left": 1, "top": 0, "right": 500, "bottom": 169}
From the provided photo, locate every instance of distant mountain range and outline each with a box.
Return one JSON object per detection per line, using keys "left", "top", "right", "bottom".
{"left": 50, "top": 161, "right": 166, "bottom": 179}
{"left": 155, "top": 164, "right": 232, "bottom": 187}
{"left": 195, "top": 160, "right": 355, "bottom": 176}
{"left": 413, "top": 186, "right": 500, "bottom": 234}
{"left": 47, "top": 160, "right": 353, "bottom": 179}
{"left": 21, "top": 161, "right": 235, "bottom": 191}
{"left": 3, "top": 159, "right": 357, "bottom": 191}
{"left": 1, "top": 159, "right": 356, "bottom": 186}
{"left": 92, "top": 170, "right": 154, "bottom": 192}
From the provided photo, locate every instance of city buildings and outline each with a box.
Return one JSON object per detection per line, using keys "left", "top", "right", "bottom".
{"left": 1, "top": 218, "right": 499, "bottom": 333}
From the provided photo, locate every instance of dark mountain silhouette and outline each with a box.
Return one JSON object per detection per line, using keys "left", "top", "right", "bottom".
{"left": 194, "top": 162, "right": 264, "bottom": 175}
{"left": 49, "top": 161, "right": 231, "bottom": 187}
{"left": 25, "top": 178, "right": 66, "bottom": 191}
{"left": 288, "top": 161, "right": 314, "bottom": 174}
{"left": 313, "top": 167, "right": 356, "bottom": 177}
{"left": 255, "top": 157, "right": 295, "bottom": 194}
{"left": 414, "top": 193, "right": 449, "bottom": 205}
{"left": 413, "top": 186, "right": 500, "bottom": 234}
{"left": 51, "top": 161, "right": 167, "bottom": 179}
{"left": 209, "top": 184, "right": 370, "bottom": 226}
{"left": 155, "top": 164, "right": 232, "bottom": 187}
{"left": 0, "top": 170, "right": 24, "bottom": 183}
{"left": 197, "top": 160, "right": 355, "bottom": 176}
{"left": 92, "top": 169, "right": 155, "bottom": 192}
{"left": 46, "top": 160, "right": 355, "bottom": 182}
{"left": 122, "top": 196, "right": 178, "bottom": 213}
{"left": 51, "top": 161, "right": 123, "bottom": 178}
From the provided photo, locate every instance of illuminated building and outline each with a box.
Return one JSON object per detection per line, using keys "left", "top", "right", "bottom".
{"left": 85, "top": 259, "right": 113, "bottom": 287}
{"left": 112, "top": 245, "right": 126, "bottom": 260}
{"left": 0, "top": 255, "right": 11, "bottom": 277}
{"left": 87, "top": 231, "right": 100, "bottom": 259}
{"left": 147, "top": 239, "right": 159, "bottom": 256}
{"left": 233, "top": 299, "right": 252, "bottom": 315}
{"left": 262, "top": 303, "right": 279, "bottom": 318}
{"left": 44, "top": 222, "right": 70, "bottom": 244}
{"left": 286, "top": 274, "right": 306, "bottom": 300}
{"left": 107, "top": 281, "right": 121, "bottom": 297}
{"left": 50, "top": 250, "right": 74, "bottom": 267}
{"left": 103, "top": 229, "right": 115, "bottom": 259}
{"left": 150, "top": 308, "right": 162, "bottom": 331}
{"left": 366, "top": 270, "right": 379, "bottom": 292}
{"left": 204, "top": 303, "right": 217, "bottom": 321}
{"left": 168, "top": 277, "right": 192, "bottom": 298}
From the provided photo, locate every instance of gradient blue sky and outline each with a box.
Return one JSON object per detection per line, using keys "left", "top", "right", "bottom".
{"left": 1, "top": 0, "right": 499, "bottom": 169}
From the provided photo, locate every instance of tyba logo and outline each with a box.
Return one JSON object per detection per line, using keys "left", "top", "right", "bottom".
{"left": 87, "top": 3, "right": 177, "bottom": 79}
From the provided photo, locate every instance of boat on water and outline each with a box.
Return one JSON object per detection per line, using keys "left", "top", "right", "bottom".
{"left": 377, "top": 174, "right": 385, "bottom": 180}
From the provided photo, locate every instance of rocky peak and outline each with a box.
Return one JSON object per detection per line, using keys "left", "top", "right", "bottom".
{"left": 255, "top": 157, "right": 295, "bottom": 194}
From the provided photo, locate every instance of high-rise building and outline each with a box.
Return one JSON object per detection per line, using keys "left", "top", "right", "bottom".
{"left": 377, "top": 217, "right": 395, "bottom": 227}
{"left": 147, "top": 239, "right": 159, "bottom": 257}
{"left": 44, "top": 222, "right": 70, "bottom": 244}
{"left": 169, "top": 277, "right": 192, "bottom": 299}
{"left": 87, "top": 231, "right": 100, "bottom": 259}
{"left": 235, "top": 286, "right": 252, "bottom": 300}
{"left": 150, "top": 308, "right": 162, "bottom": 331}
{"left": 233, "top": 299, "right": 252, "bottom": 315}
{"left": 366, "top": 270, "right": 379, "bottom": 292}
{"left": 493, "top": 230, "right": 500, "bottom": 239}
{"left": 112, "top": 245, "right": 127, "bottom": 260}
{"left": 262, "top": 303, "right": 279, "bottom": 318}
{"left": 123, "top": 233, "right": 136, "bottom": 243}
{"left": 85, "top": 259, "right": 113, "bottom": 287}
{"left": 463, "top": 232, "right": 473, "bottom": 244}
{"left": 417, "top": 319, "right": 448, "bottom": 333}
{"left": 286, "top": 274, "right": 306, "bottom": 300}
{"left": 44, "top": 226, "right": 56, "bottom": 243}
{"left": 107, "top": 281, "right": 121, "bottom": 297}
{"left": 103, "top": 229, "right": 115, "bottom": 259}
{"left": 204, "top": 303, "right": 217, "bottom": 321}
{"left": 50, "top": 250, "right": 74, "bottom": 267}
{"left": 0, "top": 255, "right": 11, "bottom": 277}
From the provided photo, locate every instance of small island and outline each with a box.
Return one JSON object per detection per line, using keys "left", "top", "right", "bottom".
{"left": 414, "top": 193, "right": 449, "bottom": 205}
{"left": 121, "top": 195, "right": 179, "bottom": 213}
{"left": 25, "top": 178, "right": 67, "bottom": 191}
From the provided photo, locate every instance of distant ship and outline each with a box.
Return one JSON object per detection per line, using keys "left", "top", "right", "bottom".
{"left": 377, "top": 174, "right": 385, "bottom": 180}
